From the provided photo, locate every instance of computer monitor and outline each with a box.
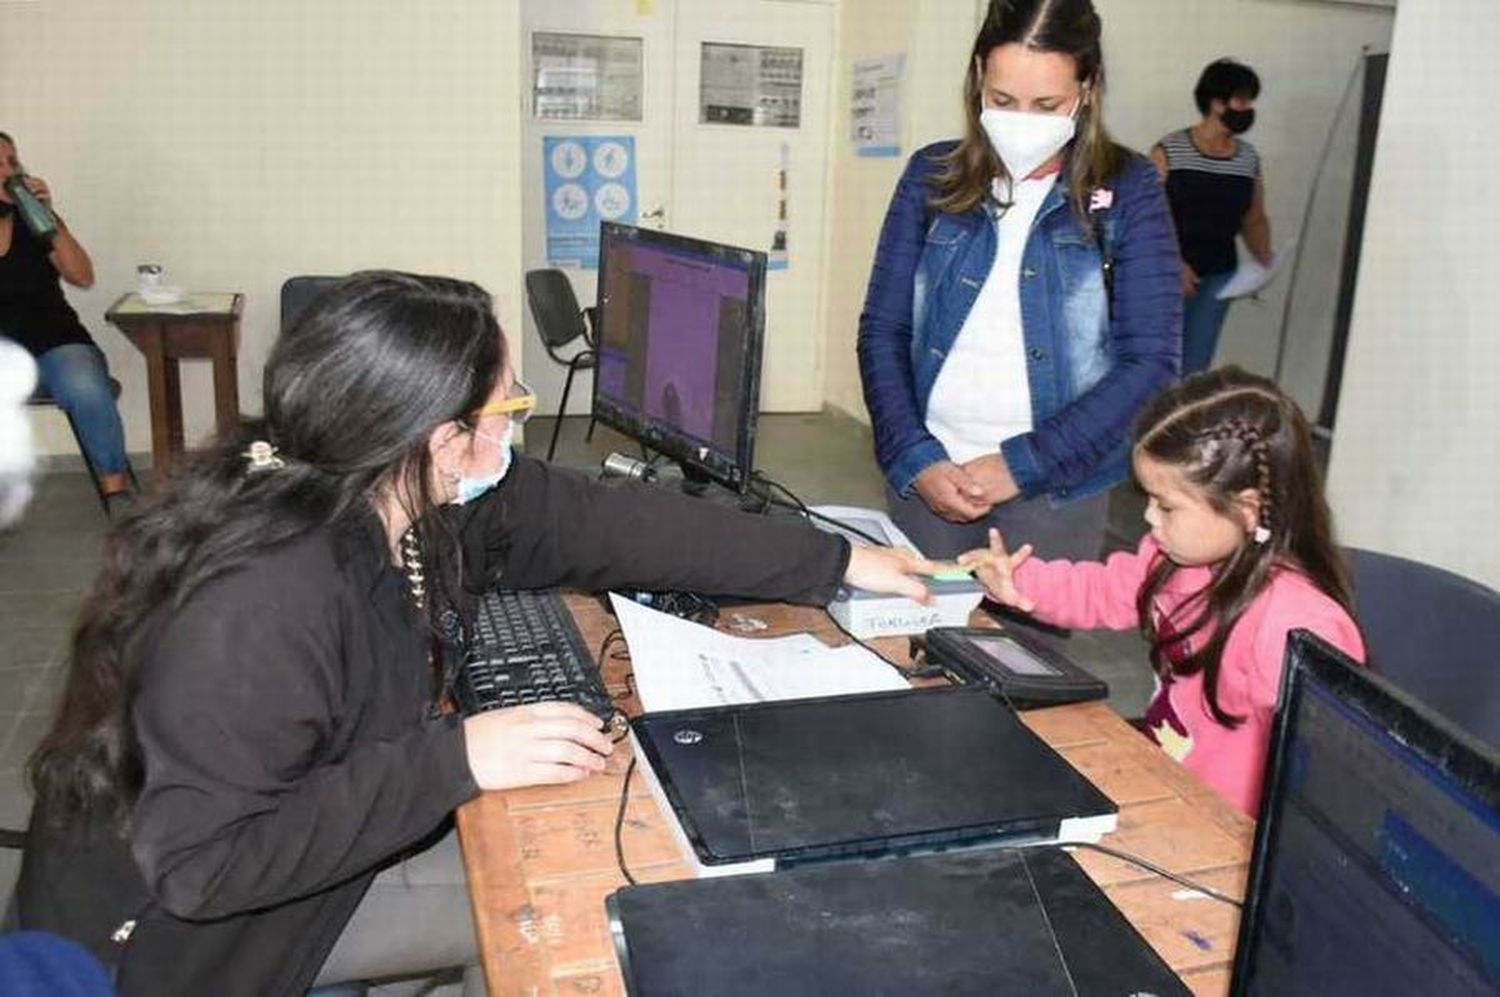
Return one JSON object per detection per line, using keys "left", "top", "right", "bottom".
{"left": 1231, "top": 631, "right": 1500, "bottom": 996}
{"left": 592, "top": 222, "right": 766, "bottom": 493}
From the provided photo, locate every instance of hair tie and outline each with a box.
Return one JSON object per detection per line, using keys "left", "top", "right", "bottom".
{"left": 243, "top": 440, "right": 286, "bottom": 473}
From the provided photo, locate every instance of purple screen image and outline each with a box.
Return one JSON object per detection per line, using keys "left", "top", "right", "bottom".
{"left": 596, "top": 240, "right": 751, "bottom": 452}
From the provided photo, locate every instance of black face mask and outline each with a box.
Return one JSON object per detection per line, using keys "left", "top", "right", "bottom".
{"left": 1222, "top": 107, "right": 1255, "bottom": 135}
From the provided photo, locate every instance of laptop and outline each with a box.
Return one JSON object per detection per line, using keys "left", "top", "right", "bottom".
{"left": 608, "top": 632, "right": 1500, "bottom": 995}
{"left": 629, "top": 685, "right": 1118, "bottom": 870}
{"left": 606, "top": 845, "right": 1189, "bottom": 996}
{"left": 1229, "top": 629, "right": 1500, "bottom": 995}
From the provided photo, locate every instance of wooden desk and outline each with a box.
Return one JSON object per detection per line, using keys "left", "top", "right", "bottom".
{"left": 106, "top": 293, "right": 243, "bottom": 477}
{"left": 457, "top": 598, "right": 1254, "bottom": 996}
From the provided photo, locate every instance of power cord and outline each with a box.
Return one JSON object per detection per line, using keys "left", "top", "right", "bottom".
{"left": 750, "top": 472, "right": 891, "bottom": 548}
{"left": 1055, "top": 840, "right": 1243, "bottom": 908}
{"left": 614, "top": 756, "right": 639, "bottom": 886}
{"left": 825, "top": 609, "right": 917, "bottom": 682}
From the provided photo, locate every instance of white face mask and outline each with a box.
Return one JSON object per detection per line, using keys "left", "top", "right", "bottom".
{"left": 450, "top": 418, "right": 515, "bottom": 505}
{"left": 979, "top": 100, "right": 1079, "bottom": 185}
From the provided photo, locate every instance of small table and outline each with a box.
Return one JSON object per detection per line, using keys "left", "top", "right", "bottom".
{"left": 106, "top": 292, "right": 243, "bottom": 477}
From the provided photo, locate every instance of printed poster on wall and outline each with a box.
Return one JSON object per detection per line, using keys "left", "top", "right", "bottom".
{"left": 700, "top": 42, "right": 803, "bottom": 128}
{"left": 531, "top": 32, "right": 643, "bottom": 122}
{"left": 852, "top": 54, "right": 904, "bottom": 157}
{"left": 543, "top": 135, "right": 638, "bottom": 269}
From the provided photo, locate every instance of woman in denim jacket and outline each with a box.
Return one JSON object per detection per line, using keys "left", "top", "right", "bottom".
{"left": 858, "top": 0, "right": 1180, "bottom": 560}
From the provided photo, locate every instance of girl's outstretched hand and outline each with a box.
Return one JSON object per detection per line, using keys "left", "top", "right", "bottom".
{"left": 957, "top": 527, "right": 1036, "bottom": 613}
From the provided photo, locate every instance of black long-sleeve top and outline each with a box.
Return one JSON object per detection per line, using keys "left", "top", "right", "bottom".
{"left": 17, "top": 457, "right": 849, "bottom": 995}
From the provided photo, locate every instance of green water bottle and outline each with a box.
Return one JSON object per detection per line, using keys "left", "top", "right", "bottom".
{"left": 3, "top": 173, "right": 58, "bottom": 243}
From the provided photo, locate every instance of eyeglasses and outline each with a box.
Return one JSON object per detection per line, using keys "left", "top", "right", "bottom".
{"left": 472, "top": 379, "right": 536, "bottom": 424}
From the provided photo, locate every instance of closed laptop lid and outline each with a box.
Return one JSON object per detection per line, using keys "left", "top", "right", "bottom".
{"left": 631, "top": 686, "right": 1116, "bottom": 865}
{"left": 608, "top": 846, "right": 1189, "bottom": 996}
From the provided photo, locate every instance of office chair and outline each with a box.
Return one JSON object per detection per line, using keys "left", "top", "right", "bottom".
{"left": 524, "top": 269, "right": 597, "bottom": 462}
{"left": 279, "top": 275, "right": 345, "bottom": 334}
{"left": 26, "top": 378, "right": 140, "bottom": 513}
{"left": 1345, "top": 546, "right": 1500, "bottom": 746}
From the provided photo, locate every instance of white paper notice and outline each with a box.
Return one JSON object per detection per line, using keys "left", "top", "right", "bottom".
{"left": 1217, "top": 239, "right": 1295, "bottom": 300}
{"left": 851, "top": 54, "right": 904, "bottom": 157}
{"left": 609, "top": 594, "right": 909, "bottom": 713}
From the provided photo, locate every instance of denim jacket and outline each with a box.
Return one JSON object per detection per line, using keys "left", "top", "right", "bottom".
{"left": 857, "top": 140, "right": 1181, "bottom": 503}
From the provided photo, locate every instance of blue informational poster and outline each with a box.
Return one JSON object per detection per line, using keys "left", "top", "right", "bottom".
{"left": 543, "top": 135, "right": 638, "bottom": 269}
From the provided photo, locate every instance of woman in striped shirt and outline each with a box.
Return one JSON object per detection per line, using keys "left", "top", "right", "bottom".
{"left": 1151, "top": 59, "right": 1273, "bottom": 374}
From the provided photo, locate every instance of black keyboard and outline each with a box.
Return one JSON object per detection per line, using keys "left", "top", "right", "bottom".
{"left": 456, "top": 588, "right": 615, "bottom": 721}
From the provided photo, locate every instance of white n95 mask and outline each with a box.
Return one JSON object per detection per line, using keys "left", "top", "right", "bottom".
{"left": 979, "top": 105, "right": 1077, "bottom": 185}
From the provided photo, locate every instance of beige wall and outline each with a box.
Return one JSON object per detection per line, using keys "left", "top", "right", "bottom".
{"left": 1326, "top": 0, "right": 1500, "bottom": 589}
{"left": 1, "top": 0, "right": 525, "bottom": 459}
{"left": 822, "top": 0, "right": 1394, "bottom": 423}
{"left": 822, "top": 0, "right": 979, "bottom": 420}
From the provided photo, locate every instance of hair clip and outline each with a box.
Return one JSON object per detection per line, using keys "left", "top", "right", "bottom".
{"left": 1253, "top": 525, "right": 1271, "bottom": 545}
{"left": 243, "top": 440, "right": 286, "bottom": 472}
{"left": 1089, "top": 187, "right": 1114, "bottom": 212}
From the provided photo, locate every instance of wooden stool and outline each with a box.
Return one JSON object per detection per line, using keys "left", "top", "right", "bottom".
{"left": 106, "top": 293, "right": 243, "bottom": 477}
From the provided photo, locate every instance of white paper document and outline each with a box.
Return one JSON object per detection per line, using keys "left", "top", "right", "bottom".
{"left": 1216, "top": 239, "right": 1295, "bottom": 300}
{"left": 609, "top": 594, "right": 909, "bottom": 713}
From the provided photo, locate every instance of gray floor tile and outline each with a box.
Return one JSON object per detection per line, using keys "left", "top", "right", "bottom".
{"left": 0, "top": 767, "right": 33, "bottom": 830}
{"left": 21, "top": 666, "right": 67, "bottom": 720}
{"left": 0, "top": 630, "right": 73, "bottom": 669}
{"left": 1, "top": 666, "right": 55, "bottom": 718}
{"left": 0, "top": 593, "right": 83, "bottom": 632}
{"left": 2, "top": 715, "right": 53, "bottom": 770}
{"left": 0, "top": 524, "right": 106, "bottom": 561}
{"left": 0, "top": 847, "right": 20, "bottom": 913}
{"left": 0, "top": 557, "right": 101, "bottom": 594}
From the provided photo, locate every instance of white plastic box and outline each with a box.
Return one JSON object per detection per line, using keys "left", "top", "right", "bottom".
{"left": 810, "top": 505, "right": 986, "bottom": 639}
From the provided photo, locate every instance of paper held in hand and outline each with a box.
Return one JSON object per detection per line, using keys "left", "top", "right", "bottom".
{"left": 1216, "top": 238, "right": 1296, "bottom": 300}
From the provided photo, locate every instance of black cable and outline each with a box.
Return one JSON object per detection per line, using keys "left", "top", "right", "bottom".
{"left": 825, "top": 610, "right": 919, "bottom": 681}
{"left": 750, "top": 472, "right": 891, "bottom": 548}
{"left": 597, "top": 628, "right": 624, "bottom": 664}
{"left": 1057, "top": 840, "right": 1243, "bottom": 908}
{"left": 614, "top": 755, "right": 638, "bottom": 886}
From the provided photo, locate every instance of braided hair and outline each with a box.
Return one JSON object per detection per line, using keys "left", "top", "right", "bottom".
{"left": 1131, "top": 367, "right": 1353, "bottom": 727}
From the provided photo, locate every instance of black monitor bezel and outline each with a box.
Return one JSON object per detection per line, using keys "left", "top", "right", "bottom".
{"left": 590, "top": 221, "right": 767, "bottom": 494}
{"left": 1230, "top": 629, "right": 1500, "bottom": 994}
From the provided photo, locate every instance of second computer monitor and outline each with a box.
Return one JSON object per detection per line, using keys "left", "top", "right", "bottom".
{"left": 592, "top": 222, "right": 766, "bottom": 493}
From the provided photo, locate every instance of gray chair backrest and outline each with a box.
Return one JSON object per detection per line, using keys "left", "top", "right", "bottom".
{"left": 524, "top": 269, "right": 591, "bottom": 355}
{"left": 1346, "top": 546, "right": 1500, "bottom": 746}
{"left": 280, "top": 275, "right": 345, "bottom": 335}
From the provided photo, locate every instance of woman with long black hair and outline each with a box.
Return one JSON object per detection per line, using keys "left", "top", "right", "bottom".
{"left": 14, "top": 271, "right": 932, "bottom": 995}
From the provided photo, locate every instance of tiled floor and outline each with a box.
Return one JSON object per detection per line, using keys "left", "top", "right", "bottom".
{"left": 0, "top": 410, "right": 1154, "bottom": 909}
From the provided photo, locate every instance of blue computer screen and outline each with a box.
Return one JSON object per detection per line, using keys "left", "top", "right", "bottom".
{"left": 1240, "top": 674, "right": 1500, "bottom": 995}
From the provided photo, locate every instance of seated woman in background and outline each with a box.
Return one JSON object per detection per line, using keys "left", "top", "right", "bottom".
{"left": 15, "top": 271, "right": 934, "bottom": 995}
{"left": 0, "top": 131, "right": 133, "bottom": 511}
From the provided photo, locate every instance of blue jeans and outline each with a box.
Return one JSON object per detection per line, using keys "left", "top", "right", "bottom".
{"left": 34, "top": 343, "right": 129, "bottom": 476}
{"left": 1181, "top": 271, "right": 1235, "bottom": 375}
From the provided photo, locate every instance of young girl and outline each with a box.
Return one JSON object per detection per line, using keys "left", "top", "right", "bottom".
{"left": 961, "top": 366, "right": 1364, "bottom": 815}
